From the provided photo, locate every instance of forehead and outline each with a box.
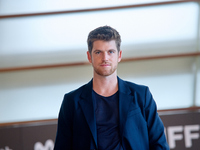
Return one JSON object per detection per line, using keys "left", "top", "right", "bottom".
{"left": 92, "top": 40, "right": 117, "bottom": 51}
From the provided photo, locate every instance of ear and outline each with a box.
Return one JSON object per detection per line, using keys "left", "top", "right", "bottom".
{"left": 87, "top": 51, "right": 92, "bottom": 63}
{"left": 118, "top": 50, "right": 122, "bottom": 62}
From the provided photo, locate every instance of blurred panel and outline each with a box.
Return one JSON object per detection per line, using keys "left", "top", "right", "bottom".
{"left": 0, "top": 127, "right": 22, "bottom": 149}
{"left": 0, "top": 56, "right": 196, "bottom": 123}
{"left": 0, "top": 0, "right": 178, "bottom": 15}
{"left": 0, "top": 65, "right": 92, "bottom": 123}
{"left": 0, "top": 2, "right": 198, "bottom": 68}
{"left": 196, "top": 57, "right": 200, "bottom": 106}
{"left": 22, "top": 124, "right": 56, "bottom": 149}
{"left": 0, "top": 122, "right": 57, "bottom": 150}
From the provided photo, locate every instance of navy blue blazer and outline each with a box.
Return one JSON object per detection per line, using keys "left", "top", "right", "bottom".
{"left": 54, "top": 77, "right": 169, "bottom": 150}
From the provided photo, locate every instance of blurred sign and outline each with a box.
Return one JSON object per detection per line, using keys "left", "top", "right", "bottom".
{"left": 160, "top": 111, "right": 200, "bottom": 150}
{"left": 0, "top": 122, "right": 56, "bottom": 150}
{"left": 0, "top": 111, "right": 199, "bottom": 150}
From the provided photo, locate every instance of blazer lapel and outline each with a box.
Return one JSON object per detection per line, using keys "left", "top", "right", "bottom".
{"left": 78, "top": 77, "right": 135, "bottom": 147}
{"left": 78, "top": 80, "right": 98, "bottom": 148}
{"left": 118, "top": 77, "right": 134, "bottom": 138}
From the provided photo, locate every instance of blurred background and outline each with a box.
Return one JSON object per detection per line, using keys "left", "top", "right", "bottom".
{"left": 0, "top": 0, "right": 200, "bottom": 124}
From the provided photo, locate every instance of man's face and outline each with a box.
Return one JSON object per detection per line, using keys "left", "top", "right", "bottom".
{"left": 87, "top": 40, "right": 122, "bottom": 77}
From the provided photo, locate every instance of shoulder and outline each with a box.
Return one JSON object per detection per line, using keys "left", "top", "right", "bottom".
{"left": 124, "top": 80, "right": 147, "bottom": 90}
{"left": 64, "top": 84, "right": 85, "bottom": 97}
{"left": 63, "top": 83, "right": 87, "bottom": 100}
{"left": 63, "top": 79, "right": 92, "bottom": 102}
{"left": 125, "top": 80, "right": 154, "bottom": 104}
{"left": 118, "top": 77, "right": 154, "bottom": 110}
{"left": 118, "top": 77, "right": 150, "bottom": 95}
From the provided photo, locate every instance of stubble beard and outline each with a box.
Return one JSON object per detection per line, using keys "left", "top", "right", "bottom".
{"left": 93, "top": 63, "right": 118, "bottom": 77}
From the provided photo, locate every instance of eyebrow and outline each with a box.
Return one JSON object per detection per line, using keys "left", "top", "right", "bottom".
{"left": 93, "top": 49, "right": 117, "bottom": 52}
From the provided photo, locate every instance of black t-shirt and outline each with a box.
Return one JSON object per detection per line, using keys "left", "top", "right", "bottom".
{"left": 93, "top": 90, "right": 123, "bottom": 150}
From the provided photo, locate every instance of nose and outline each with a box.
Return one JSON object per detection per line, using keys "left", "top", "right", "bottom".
{"left": 102, "top": 52, "right": 108, "bottom": 61}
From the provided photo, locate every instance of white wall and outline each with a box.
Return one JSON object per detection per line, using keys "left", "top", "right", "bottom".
{"left": 0, "top": 56, "right": 198, "bottom": 123}
{"left": 0, "top": 1, "right": 199, "bottom": 123}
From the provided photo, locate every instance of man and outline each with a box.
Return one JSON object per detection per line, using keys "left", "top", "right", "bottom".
{"left": 54, "top": 26, "right": 169, "bottom": 150}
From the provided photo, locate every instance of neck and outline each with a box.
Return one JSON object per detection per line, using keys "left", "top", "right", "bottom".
{"left": 93, "top": 72, "right": 118, "bottom": 97}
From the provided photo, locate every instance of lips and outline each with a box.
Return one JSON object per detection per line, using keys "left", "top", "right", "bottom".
{"left": 100, "top": 63, "right": 110, "bottom": 66}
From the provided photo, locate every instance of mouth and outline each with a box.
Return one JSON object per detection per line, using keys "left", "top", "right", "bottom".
{"left": 100, "top": 63, "right": 110, "bottom": 67}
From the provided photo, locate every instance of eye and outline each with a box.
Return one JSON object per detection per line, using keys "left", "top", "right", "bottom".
{"left": 108, "top": 50, "right": 115, "bottom": 54}
{"left": 95, "top": 51, "right": 101, "bottom": 54}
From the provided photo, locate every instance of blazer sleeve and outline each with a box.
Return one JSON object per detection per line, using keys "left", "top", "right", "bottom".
{"left": 54, "top": 94, "right": 73, "bottom": 150}
{"left": 144, "top": 87, "right": 169, "bottom": 150}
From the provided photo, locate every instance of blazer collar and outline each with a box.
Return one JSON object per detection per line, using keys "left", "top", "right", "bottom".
{"left": 118, "top": 77, "right": 134, "bottom": 137}
{"left": 79, "top": 79, "right": 98, "bottom": 148}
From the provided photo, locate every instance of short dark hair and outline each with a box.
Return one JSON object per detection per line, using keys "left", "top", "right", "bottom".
{"left": 87, "top": 26, "right": 121, "bottom": 53}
